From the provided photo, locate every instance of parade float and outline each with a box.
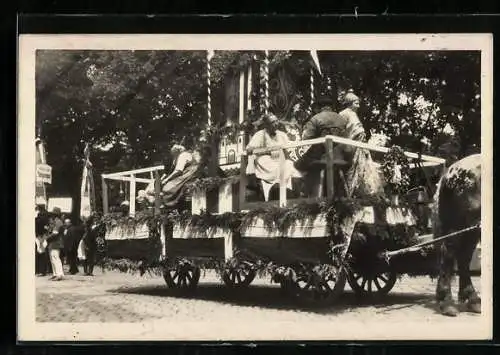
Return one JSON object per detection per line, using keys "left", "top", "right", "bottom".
{"left": 93, "top": 50, "right": 478, "bottom": 305}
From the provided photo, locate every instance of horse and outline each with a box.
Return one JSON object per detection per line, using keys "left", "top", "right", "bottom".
{"left": 433, "top": 153, "right": 481, "bottom": 316}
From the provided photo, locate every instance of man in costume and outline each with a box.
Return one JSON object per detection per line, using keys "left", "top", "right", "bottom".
{"left": 293, "top": 96, "right": 350, "bottom": 197}
{"left": 246, "top": 113, "right": 302, "bottom": 201}
{"left": 293, "top": 91, "right": 374, "bottom": 198}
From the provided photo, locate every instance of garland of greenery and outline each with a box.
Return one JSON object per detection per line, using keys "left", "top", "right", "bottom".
{"left": 380, "top": 145, "right": 412, "bottom": 196}
{"left": 184, "top": 175, "right": 240, "bottom": 194}
{"left": 97, "top": 194, "right": 426, "bottom": 276}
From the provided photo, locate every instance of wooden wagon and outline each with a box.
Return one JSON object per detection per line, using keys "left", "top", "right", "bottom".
{"left": 99, "top": 133, "right": 464, "bottom": 305}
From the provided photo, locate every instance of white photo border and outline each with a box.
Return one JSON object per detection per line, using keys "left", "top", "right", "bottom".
{"left": 18, "top": 33, "right": 494, "bottom": 341}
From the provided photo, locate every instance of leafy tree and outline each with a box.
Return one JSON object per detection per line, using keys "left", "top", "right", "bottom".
{"left": 36, "top": 49, "right": 481, "bottom": 217}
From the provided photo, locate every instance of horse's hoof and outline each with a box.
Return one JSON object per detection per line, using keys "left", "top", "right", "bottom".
{"left": 439, "top": 303, "right": 459, "bottom": 317}
{"left": 464, "top": 300, "right": 481, "bottom": 314}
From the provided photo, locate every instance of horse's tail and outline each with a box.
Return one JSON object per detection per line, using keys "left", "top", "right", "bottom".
{"left": 432, "top": 173, "right": 446, "bottom": 239}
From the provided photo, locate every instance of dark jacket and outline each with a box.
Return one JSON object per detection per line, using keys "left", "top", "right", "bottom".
{"left": 83, "top": 222, "right": 105, "bottom": 251}
{"left": 294, "top": 108, "right": 349, "bottom": 172}
{"left": 35, "top": 212, "right": 50, "bottom": 237}
{"left": 63, "top": 225, "right": 85, "bottom": 252}
{"left": 46, "top": 217, "right": 64, "bottom": 250}
{"left": 301, "top": 109, "right": 349, "bottom": 141}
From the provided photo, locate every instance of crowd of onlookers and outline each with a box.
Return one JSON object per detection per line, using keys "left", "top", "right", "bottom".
{"left": 35, "top": 205, "right": 102, "bottom": 281}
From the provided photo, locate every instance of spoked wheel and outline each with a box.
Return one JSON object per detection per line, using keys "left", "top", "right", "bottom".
{"left": 163, "top": 263, "right": 201, "bottom": 290}
{"left": 286, "top": 266, "right": 347, "bottom": 307}
{"left": 347, "top": 269, "right": 397, "bottom": 298}
{"left": 222, "top": 263, "right": 256, "bottom": 288}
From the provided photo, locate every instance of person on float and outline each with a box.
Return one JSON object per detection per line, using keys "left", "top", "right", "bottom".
{"left": 161, "top": 144, "right": 202, "bottom": 208}
{"left": 338, "top": 89, "right": 367, "bottom": 161}
{"left": 293, "top": 96, "right": 350, "bottom": 197}
{"left": 245, "top": 113, "right": 302, "bottom": 201}
{"left": 337, "top": 89, "right": 383, "bottom": 197}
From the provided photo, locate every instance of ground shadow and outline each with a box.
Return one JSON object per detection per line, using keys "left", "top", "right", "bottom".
{"left": 108, "top": 282, "right": 439, "bottom": 315}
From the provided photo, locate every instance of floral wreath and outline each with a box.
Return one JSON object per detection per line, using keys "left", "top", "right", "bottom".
{"left": 380, "top": 145, "right": 411, "bottom": 196}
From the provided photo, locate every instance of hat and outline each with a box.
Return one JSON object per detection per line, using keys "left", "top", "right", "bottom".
{"left": 170, "top": 144, "right": 185, "bottom": 154}
{"left": 51, "top": 207, "right": 62, "bottom": 215}
{"left": 343, "top": 89, "right": 360, "bottom": 105}
{"left": 253, "top": 113, "right": 279, "bottom": 129}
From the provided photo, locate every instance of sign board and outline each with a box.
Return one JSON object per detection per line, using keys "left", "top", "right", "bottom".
{"left": 36, "top": 164, "right": 52, "bottom": 184}
{"left": 48, "top": 197, "right": 73, "bottom": 214}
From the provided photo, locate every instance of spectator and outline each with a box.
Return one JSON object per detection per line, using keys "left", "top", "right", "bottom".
{"left": 62, "top": 218, "right": 85, "bottom": 275}
{"left": 35, "top": 205, "right": 51, "bottom": 276}
{"left": 83, "top": 213, "right": 104, "bottom": 276}
{"left": 46, "top": 207, "right": 64, "bottom": 281}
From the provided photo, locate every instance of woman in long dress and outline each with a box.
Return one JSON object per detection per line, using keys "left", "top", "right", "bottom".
{"left": 161, "top": 144, "right": 202, "bottom": 208}
{"left": 339, "top": 90, "right": 383, "bottom": 197}
{"left": 246, "top": 113, "right": 302, "bottom": 201}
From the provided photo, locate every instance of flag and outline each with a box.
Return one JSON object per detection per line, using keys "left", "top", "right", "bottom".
{"left": 35, "top": 139, "right": 47, "bottom": 206}
{"left": 80, "top": 144, "right": 95, "bottom": 218}
{"left": 310, "top": 50, "right": 322, "bottom": 76}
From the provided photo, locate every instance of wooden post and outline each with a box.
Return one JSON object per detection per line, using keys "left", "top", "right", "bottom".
{"left": 101, "top": 176, "right": 109, "bottom": 214}
{"left": 129, "top": 175, "right": 136, "bottom": 217}
{"left": 160, "top": 222, "right": 167, "bottom": 260}
{"left": 224, "top": 230, "right": 234, "bottom": 261}
{"left": 154, "top": 170, "right": 161, "bottom": 215}
{"left": 279, "top": 149, "right": 286, "bottom": 207}
{"left": 325, "top": 138, "right": 335, "bottom": 199}
{"left": 239, "top": 153, "right": 248, "bottom": 211}
{"left": 218, "top": 182, "right": 233, "bottom": 213}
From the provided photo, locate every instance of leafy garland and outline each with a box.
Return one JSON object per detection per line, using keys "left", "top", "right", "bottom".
{"left": 380, "top": 145, "right": 412, "bottom": 196}
{"left": 184, "top": 175, "right": 240, "bottom": 194}
{"left": 97, "top": 194, "right": 423, "bottom": 276}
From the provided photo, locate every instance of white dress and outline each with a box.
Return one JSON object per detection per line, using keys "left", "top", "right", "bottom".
{"left": 246, "top": 129, "right": 302, "bottom": 200}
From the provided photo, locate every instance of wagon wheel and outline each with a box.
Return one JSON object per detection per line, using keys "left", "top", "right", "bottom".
{"left": 287, "top": 266, "right": 347, "bottom": 306}
{"left": 163, "top": 263, "right": 201, "bottom": 290}
{"left": 222, "top": 262, "right": 256, "bottom": 288}
{"left": 347, "top": 269, "right": 397, "bottom": 298}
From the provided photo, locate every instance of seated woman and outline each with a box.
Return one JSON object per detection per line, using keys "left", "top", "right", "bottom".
{"left": 246, "top": 113, "right": 302, "bottom": 201}
{"left": 161, "top": 144, "right": 202, "bottom": 208}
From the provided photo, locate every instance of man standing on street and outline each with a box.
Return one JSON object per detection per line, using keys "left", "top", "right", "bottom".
{"left": 63, "top": 218, "right": 84, "bottom": 275}
{"left": 46, "top": 207, "right": 65, "bottom": 281}
{"left": 35, "top": 205, "right": 51, "bottom": 276}
{"left": 83, "top": 213, "right": 104, "bottom": 276}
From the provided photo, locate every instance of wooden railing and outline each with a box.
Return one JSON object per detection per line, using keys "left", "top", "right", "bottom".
{"left": 101, "top": 165, "right": 164, "bottom": 216}
{"left": 239, "top": 134, "right": 446, "bottom": 211}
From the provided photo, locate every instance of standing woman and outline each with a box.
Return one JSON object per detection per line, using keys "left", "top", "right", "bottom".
{"left": 339, "top": 89, "right": 383, "bottom": 197}
{"left": 338, "top": 90, "right": 367, "bottom": 158}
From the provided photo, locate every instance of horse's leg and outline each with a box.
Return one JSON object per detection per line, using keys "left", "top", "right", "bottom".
{"left": 457, "top": 233, "right": 481, "bottom": 313}
{"left": 436, "top": 241, "right": 459, "bottom": 316}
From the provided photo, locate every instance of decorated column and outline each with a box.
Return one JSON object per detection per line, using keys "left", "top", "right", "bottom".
{"left": 260, "top": 50, "right": 270, "bottom": 115}
{"left": 264, "top": 50, "right": 270, "bottom": 114}
{"left": 207, "top": 50, "right": 214, "bottom": 127}
{"left": 310, "top": 68, "right": 315, "bottom": 113}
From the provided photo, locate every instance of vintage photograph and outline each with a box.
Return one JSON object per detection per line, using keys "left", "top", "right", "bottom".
{"left": 18, "top": 34, "right": 493, "bottom": 341}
